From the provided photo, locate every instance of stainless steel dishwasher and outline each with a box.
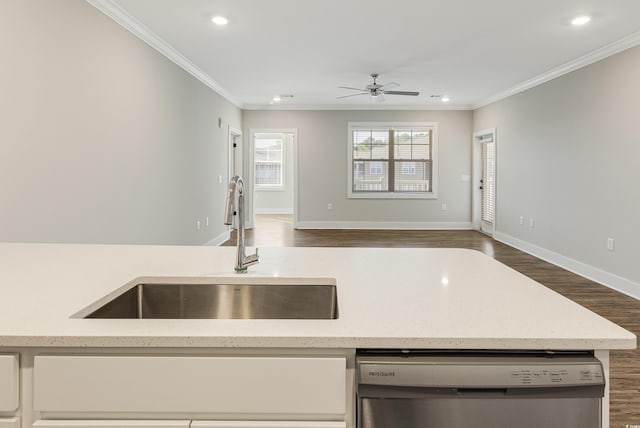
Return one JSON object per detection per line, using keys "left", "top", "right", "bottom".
{"left": 357, "top": 350, "right": 605, "bottom": 428}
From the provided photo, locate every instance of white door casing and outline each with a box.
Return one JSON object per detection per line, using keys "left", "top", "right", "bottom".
{"left": 472, "top": 128, "right": 497, "bottom": 235}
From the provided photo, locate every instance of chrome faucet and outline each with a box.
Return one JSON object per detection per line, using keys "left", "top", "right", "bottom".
{"left": 224, "top": 175, "right": 259, "bottom": 273}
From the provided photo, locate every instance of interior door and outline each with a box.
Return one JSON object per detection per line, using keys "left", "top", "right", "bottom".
{"left": 480, "top": 138, "right": 496, "bottom": 235}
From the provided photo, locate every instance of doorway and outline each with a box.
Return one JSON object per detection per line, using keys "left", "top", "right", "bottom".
{"left": 472, "top": 129, "right": 496, "bottom": 236}
{"left": 247, "top": 129, "right": 298, "bottom": 229}
{"left": 228, "top": 127, "right": 242, "bottom": 229}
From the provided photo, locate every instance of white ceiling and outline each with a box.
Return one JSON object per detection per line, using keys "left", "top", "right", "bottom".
{"left": 103, "top": 0, "right": 640, "bottom": 109}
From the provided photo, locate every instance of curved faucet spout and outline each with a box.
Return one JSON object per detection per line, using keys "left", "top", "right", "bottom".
{"left": 224, "top": 175, "right": 259, "bottom": 273}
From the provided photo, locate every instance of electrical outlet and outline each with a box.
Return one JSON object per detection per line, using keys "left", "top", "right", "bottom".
{"left": 218, "top": 175, "right": 222, "bottom": 184}
{"left": 327, "top": 203, "right": 333, "bottom": 210}
{"left": 196, "top": 221, "right": 201, "bottom": 230}
{"left": 441, "top": 203, "right": 447, "bottom": 211}
{"left": 529, "top": 218, "right": 535, "bottom": 228}
{"left": 206, "top": 217, "right": 209, "bottom": 227}
{"left": 607, "top": 238, "right": 615, "bottom": 251}
{"left": 519, "top": 216, "right": 524, "bottom": 225}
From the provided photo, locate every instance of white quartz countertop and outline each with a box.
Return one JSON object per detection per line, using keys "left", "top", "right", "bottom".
{"left": 0, "top": 243, "right": 635, "bottom": 349}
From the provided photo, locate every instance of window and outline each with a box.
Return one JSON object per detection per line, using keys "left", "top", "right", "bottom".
{"left": 255, "top": 137, "right": 283, "bottom": 188}
{"left": 348, "top": 122, "right": 437, "bottom": 198}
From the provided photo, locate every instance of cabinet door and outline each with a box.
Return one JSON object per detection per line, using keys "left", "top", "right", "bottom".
{"left": 33, "top": 421, "right": 190, "bottom": 428}
{"left": 0, "top": 418, "right": 20, "bottom": 428}
{"left": 192, "top": 422, "right": 346, "bottom": 428}
{"left": 34, "top": 356, "right": 346, "bottom": 415}
{"left": 0, "top": 354, "right": 19, "bottom": 412}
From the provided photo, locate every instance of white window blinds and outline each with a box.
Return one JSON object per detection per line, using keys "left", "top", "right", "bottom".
{"left": 350, "top": 123, "right": 435, "bottom": 196}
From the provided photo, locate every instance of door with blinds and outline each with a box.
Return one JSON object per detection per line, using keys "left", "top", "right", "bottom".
{"left": 480, "top": 135, "right": 496, "bottom": 235}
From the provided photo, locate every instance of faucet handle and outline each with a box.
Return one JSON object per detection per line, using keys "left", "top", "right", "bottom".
{"left": 244, "top": 248, "right": 260, "bottom": 266}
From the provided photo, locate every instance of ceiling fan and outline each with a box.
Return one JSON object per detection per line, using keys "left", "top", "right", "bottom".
{"left": 337, "top": 73, "right": 420, "bottom": 101}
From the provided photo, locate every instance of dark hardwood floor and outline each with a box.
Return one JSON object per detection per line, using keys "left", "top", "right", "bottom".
{"left": 224, "top": 215, "right": 640, "bottom": 427}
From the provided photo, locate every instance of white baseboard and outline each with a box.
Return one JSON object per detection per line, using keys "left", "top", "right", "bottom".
{"left": 295, "top": 221, "right": 473, "bottom": 230}
{"left": 494, "top": 231, "right": 640, "bottom": 300}
{"left": 255, "top": 208, "right": 294, "bottom": 214}
{"left": 204, "top": 230, "right": 231, "bottom": 246}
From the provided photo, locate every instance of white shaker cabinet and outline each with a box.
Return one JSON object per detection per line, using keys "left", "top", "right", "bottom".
{"left": 33, "top": 355, "right": 346, "bottom": 416}
{"left": 192, "top": 422, "right": 347, "bottom": 428}
{"left": 0, "top": 418, "right": 20, "bottom": 428}
{"left": 0, "top": 354, "right": 19, "bottom": 412}
{"left": 33, "top": 421, "right": 191, "bottom": 428}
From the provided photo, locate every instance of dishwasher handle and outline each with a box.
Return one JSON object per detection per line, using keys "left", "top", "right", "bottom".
{"left": 358, "top": 384, "right": 604, "bottom": 399}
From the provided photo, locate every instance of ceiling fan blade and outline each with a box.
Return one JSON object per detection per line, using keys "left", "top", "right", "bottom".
{"left": 379, "top": 82, "right": 399, "bottom": 90}
{"left": 338, "top": 86, "right": 368, "bottom": 92}
{"left": 383, "top": 90, "right": 420, "bottom": 96}
{"left": 336, "top": 93, "right": 369, "bottom": 99}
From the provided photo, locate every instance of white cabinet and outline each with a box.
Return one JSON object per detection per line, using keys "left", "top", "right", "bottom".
{"left": 34, "top": 355, "right": 346, "bottom": 416}
{"left": 0, "top": 354, "right": 19, "bottom": 412}
{"left": 33, "top": 421, "right": 345, "bottom": 428}
{"left": 0, "top": 418, "right": 20, "bottom": 428}
{"left": 192, "top": 422, "right": 346, "bottom": 428}
{"left": 33, "top": 421, "right": 190, "bottom": 428}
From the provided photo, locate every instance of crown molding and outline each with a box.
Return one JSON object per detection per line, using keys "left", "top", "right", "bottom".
{"left": 85, "top": 0, "right": 640, "bottom": 113}
{"left": 472, "top": 30, "right": 640, "bottom": 110}
{"left": 86, "top": 0, "right": 242, "bottom": 108}
{"left": 242, "top": 103, "right": 472, "bottom": 111}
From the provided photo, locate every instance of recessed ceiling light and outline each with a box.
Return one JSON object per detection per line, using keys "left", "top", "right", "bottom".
{"left": 571, "top": 15, "right": 591, "bottom": 26}
{"left": 211, "top": 16, "right": 229, "bottom": 25}
{"left": 441, "top": 96, "right": 451, "bottom": 103}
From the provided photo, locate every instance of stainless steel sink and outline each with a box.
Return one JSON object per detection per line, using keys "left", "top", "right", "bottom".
{"left": 84, "top": 279, "right": 338, "bottom": 320}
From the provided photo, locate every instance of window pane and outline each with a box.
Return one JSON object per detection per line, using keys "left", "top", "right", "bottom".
{"left": 371, "top": 143, "right": 389, "bottom": 159}
{"left": 394, "top": 145, "right": 412, "bottom": 159}
{"left": 394, "top": 130, "right": 412, "bottom": 144}
{"left": 353, "top": 161, "right": 388, "bottom": 192}
{"left": 394, "top": 161, "right": 431, "bottom": 192}
{"left": 255, "top": 163, "right": 282, "bottom": 186}
{"left": 412, "top": 144, "right": 430, "bottom": 160}
{"left": 353, "top": 130, "right": 371, "bottom": 160}
{"left": 370, "top": 130, "right": 389, "bottom": 160}
{"left": 255, "top": 137, "right": 283, "bottom": 187}
{"left": 412, "top": 130, "right": 430, "bottom": 144}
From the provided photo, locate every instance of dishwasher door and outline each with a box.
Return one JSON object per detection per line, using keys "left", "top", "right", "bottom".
{"left": 357, "top": 354, "right": 605, "bottom": 428}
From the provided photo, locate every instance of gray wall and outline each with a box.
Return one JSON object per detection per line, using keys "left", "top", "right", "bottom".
{"left": 254, "top": 133, "right": 295, "bottom": 214}
{"left": 243, "top": 110, "right": 473, "bottom": 226}
{"left": 0, "top": 0, "right": 240, "bottom": 245}
{"left": 474, "top": 45, "right": 640, "bottom": 286}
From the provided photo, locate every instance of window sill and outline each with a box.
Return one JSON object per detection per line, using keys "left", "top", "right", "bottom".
{"left": 348, "top": 192, "right": 438, "bottom": 200}
{"left": 256, "top": 186, "right": 286, "bottom": 192}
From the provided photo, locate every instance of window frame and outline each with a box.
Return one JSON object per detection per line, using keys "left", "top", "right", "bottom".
{"left": 254, "top": 136, "right": 285, "bottom": 191}
{"left": 347, "top": 121, "right": 438, "bottom": 199}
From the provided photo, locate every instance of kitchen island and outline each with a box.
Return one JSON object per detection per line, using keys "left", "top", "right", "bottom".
{"left": 0, "top": 243, "right": 635, "bottom": 428}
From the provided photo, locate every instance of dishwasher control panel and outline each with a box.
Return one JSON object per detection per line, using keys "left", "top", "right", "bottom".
{"left": 358, "top": 355, "right": 605, "bottom": 388}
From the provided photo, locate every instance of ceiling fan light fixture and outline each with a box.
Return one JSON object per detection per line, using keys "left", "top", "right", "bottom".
{"left": 272, "top": 96, "right": 281, "bottom": 102}
{"left": 441, "top": 96, "right": 451, "bottom": 103}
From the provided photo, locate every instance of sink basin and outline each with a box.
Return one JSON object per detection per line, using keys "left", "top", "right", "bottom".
{"left": 84, "top": 278, "right": 338, "bottom": 320}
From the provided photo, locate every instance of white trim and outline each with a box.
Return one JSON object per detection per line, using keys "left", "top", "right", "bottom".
{"left": 249, "top": 129, "right": 299, "bottom": 230}
{"left": 85, "top": 0, "right": 241, "bottom": 108}
{"left": 242, "top": 104, "right": 472, "bottom": 111}
{"left": 204, "top": 230, "right": 231, "bottom": 246}
{"left": 295, "top": 221, "right": 472, "bottom": 230}
{"left": 472, "top": 128, "right": 497, "bottom": 234}
{"left": 227, "top": 127, "right": 242, "bottom": 230}
{"left": 494, "top": 231, "right": 640, "bottom": 301}
{"left": 255, "top": 208, "right": 294, "bottom": 214}
{"left": 472, "top": 30, "right": 640, "bottom": 109}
